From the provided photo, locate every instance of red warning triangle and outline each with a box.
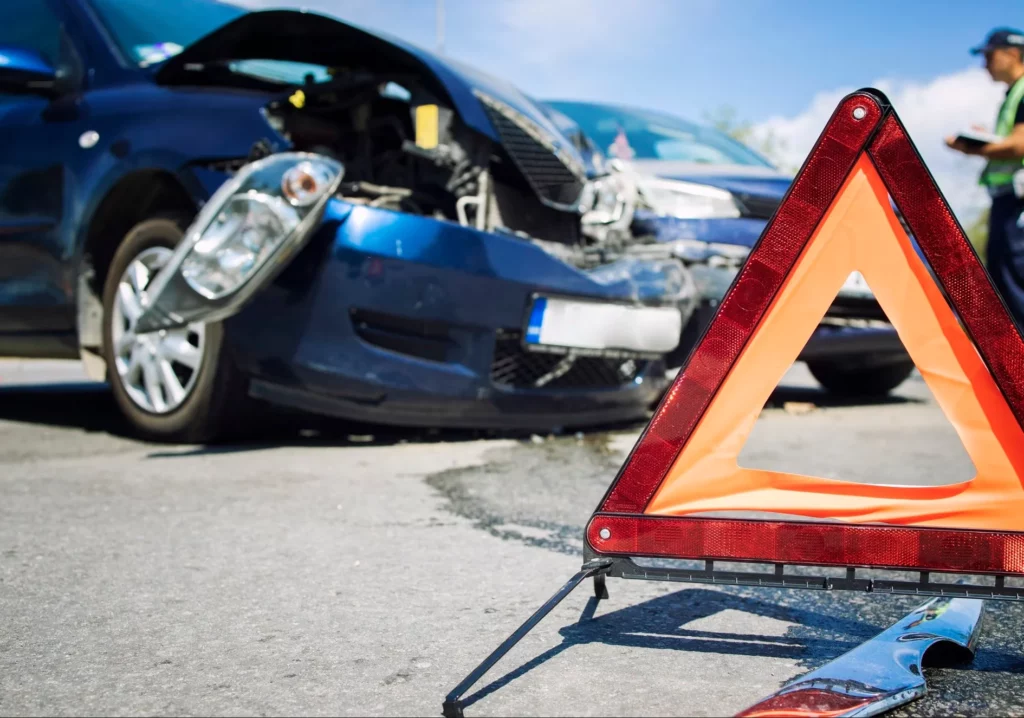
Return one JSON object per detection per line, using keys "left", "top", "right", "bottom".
{"left": 586, "top": 89, "right": 1024, "bottom": 575}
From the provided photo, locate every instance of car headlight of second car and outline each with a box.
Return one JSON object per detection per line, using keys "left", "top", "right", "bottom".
{"left": 637, "top": 177, "right": 742, "bottom": 220}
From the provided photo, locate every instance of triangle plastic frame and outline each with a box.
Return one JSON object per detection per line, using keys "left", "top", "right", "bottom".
{"left": 584, "top": 87, "right": 1024, "bottom": 583}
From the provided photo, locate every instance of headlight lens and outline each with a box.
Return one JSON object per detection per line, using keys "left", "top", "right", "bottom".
{"left": 638, "top": 177, "right": 741, "bottom": 219}
{"left": 181, "top": 192, "right": 300, "bottom": 299}
{"left": 132, "top": 152, "right": 345, "bottom": 333}
{"left": 179, "top": 153, "right": 343, "bottom": 300}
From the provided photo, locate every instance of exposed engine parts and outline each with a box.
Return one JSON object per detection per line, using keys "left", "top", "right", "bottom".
{"left": 262, "top": 72, "right": 491, "bottom": 223}
{"left": 255, "top": 70, "right": 645, "bottom": 269}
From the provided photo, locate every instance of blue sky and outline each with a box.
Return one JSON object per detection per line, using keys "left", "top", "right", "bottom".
{"left": 237, "top": 0, "right": 1017, "bottom": 124}
{"left": 235, "top": 0, "right": 1021, "bottom": 222}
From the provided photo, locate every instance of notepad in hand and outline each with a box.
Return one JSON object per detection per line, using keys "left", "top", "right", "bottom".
{"left": 955, "top": 129, "right": 1002, "bottom": 148}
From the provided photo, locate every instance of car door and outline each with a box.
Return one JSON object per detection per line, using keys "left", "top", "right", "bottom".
{"left": 0, "top": 0, "right": 88, "bottom": 354}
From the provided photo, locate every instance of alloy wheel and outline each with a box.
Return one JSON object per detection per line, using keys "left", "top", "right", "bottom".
{"left": 110, "top": 246, "right": 207, "bottom": 414}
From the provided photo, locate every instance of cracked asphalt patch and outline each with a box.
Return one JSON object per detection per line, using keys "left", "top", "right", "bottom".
{"left": 426, "top": 432, "right": 626, "bottom": 556}
{"left": 2, "top": 361, "right": 1023, "bottom": 716}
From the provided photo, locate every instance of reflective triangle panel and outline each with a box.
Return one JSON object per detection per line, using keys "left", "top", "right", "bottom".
{"left": 587, "top": 88, "right": 1024, "bottom": 574}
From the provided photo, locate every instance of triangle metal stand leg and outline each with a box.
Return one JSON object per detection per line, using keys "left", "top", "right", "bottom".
{"left": 442, "top": 559, "right": 612, "bottom": 718}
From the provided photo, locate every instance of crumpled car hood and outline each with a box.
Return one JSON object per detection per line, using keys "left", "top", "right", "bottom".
{"left": 153, "top": 8, "right": 583, "bottom": 168}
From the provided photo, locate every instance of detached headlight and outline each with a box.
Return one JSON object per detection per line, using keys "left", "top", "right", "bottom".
{"left": 134, "top": 153, "right": 344, "bottom": 333}
{"left": 181, "top": 157, "right": 342, "bottom": 299}
{"left": 638, "top": 177, "right": 741, "bottom": 219}
{"left": 181, "top": 192, "right": 299, "bottom": 299}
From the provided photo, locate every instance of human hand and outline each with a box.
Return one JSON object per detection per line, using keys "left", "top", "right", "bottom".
{"left": 945, "top": 135, "right": 967, "bottom": 152}
{"left": 945, "top": 135, "right": 978, "bottom": 154}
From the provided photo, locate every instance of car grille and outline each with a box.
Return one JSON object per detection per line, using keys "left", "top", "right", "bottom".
{"left": 491, "top": 331, "right": 646, "bottom": 390}
{"left": 475, "top": 91, "right": 586, "bottom": 209}
{"left": 736, "top": 194, "right": 782, "bottom": 220}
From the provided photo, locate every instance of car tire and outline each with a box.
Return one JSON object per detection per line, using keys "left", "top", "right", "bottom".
{"left": 101, "top": 213, "right": 251, "bottom": 443}
{"left": 806, "top": 359, "right": 916, "bottom": 397}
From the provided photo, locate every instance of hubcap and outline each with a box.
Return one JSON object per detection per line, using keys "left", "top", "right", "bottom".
{"left": 110, "top": 246, "right": 207, "bottom": 414}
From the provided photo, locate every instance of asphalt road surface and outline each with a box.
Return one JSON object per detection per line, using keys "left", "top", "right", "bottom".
{"left": 2, "top": 359, "right": 1023, "bottom": 717}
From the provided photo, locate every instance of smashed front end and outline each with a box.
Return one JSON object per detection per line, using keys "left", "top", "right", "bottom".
{"left": 136, "top": 9, "right": 698, "bottom": 429}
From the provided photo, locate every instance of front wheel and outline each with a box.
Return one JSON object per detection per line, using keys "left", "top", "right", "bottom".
{"left": 101, "top": 214, "right": 251, "bottom": 443}
{"left": 806, "top": 359, "right": 916, "bottom": 398}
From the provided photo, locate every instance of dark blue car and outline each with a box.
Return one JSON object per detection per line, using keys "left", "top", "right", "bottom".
{"left": 0, "top": 0, "right": 696, "bottom": 442}
{"left": 544, "top": 100, "right": 916, "bottom": 397}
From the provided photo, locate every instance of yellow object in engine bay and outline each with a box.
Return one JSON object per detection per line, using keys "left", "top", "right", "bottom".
{"left": 415, "top": 104, "right": 440, "bottom": 149}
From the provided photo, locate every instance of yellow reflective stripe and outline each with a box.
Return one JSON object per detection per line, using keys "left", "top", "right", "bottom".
{"left": 998, "top": 75, "right": 1024, "bottom": 135}
{"left": 982, "top": 78, "right": 1024, "bottom": 185}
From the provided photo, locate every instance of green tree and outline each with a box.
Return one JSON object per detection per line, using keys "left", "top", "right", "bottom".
{"left": 964, "top": 206, "right": 989, "bottom": 264}
{"left": 704, "top": 105, "right": 751, "bottom": 140}
{"left": 703, "top": 105, "right": 794, "bottom": 174}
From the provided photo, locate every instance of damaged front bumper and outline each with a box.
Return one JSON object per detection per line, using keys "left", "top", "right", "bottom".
{"left": 135, "top": 153, "right": 698, "bottom": 429}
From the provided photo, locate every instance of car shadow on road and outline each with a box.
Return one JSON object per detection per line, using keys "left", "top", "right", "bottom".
{"left": 0, "top": 382, "right": 485, "bottom": 447}
{"left": 144, "top": 414, "right": 652, "bottom": 459}
{"left": 764, "top": 382, "right": 925, "bottom": 409}
{"left": 0, "top": 376, "right": 920, "bottom": 457}
{"left": 0, "top": 380, "right": 648, "bottom": 454}
{"left": 0, "top": 381, "right": 135, "bottom": 435}
{"left": 456, "top": 585, "right": 1022, "bottom": 713}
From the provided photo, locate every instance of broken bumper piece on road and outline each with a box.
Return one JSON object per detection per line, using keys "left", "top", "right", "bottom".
{"left": 738, "top": 594, "right": 984, "bottom": 717}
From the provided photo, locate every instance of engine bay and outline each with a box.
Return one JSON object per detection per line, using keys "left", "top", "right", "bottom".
{"left": 261, "top": 72, "right": 487, "bottom": 220}
{"left": 256, "top": 70, "right": 641, "bottom": 265}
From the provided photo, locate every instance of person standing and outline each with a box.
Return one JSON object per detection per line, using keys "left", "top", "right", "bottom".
{"left": 947, "top": 28, "right": 1024, "bottom": 328}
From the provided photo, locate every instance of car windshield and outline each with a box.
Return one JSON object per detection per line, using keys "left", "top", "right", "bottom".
{"left": 545, "top": 101, "right": 775, "bottom": 168}
{"left": 88, "top": 0, "right": 248, "bottom": 66}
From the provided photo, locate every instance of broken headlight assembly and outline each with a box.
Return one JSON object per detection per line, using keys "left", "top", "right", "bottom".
{"left": 637, "top": 177, "right": 742, "bottom": 220}
{"left": 135, "top": 152, "right": 344, "bottom": 333}
{"left": 580, "top": 160, "right": 639, "bottom": 244}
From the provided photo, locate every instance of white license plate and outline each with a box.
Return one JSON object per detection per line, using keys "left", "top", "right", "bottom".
{"left": 524, "top": 296, "right": 682, "bottom": 354}
{"left": 838, "top": 270, "right": 874, "bottom": 299}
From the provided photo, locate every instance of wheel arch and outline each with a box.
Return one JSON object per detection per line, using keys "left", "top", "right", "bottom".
{"left": 76, "top": 169, "right": 200, "bottom": 381}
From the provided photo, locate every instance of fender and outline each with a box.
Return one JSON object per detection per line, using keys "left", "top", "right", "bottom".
{"left": 67, "top": 85, "right": 290, "bottom": 379}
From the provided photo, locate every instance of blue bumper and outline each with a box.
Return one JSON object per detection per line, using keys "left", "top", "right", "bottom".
{"left": 222, "top": 200, "right": 676, "bottom": 429}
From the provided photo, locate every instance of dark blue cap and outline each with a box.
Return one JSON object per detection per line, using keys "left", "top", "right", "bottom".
{"left": 971, "top": 27, "right": 1024, "bottom": 54}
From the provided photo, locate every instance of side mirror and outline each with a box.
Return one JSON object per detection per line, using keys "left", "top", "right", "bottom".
{"left": 0, "top": 46, "right": 60, "bottom": 97}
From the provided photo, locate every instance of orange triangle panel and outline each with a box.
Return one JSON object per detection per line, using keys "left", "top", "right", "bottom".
{"left": 586, "top": 89, "right": 1024, "bottom": 575}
